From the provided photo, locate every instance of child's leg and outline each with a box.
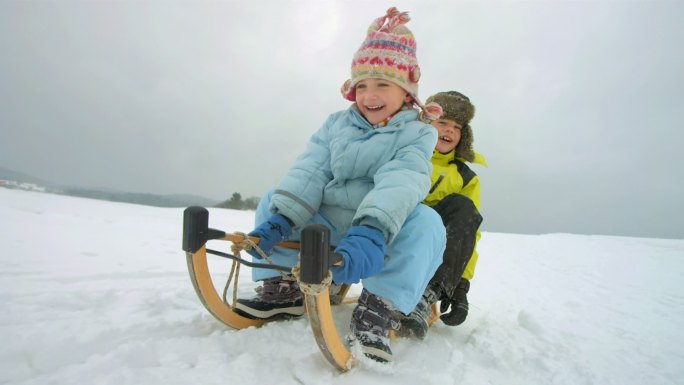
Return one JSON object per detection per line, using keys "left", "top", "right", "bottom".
{"left": 361, "top": 204, "right": 446, "bottom": 314}
{"left": 429, "top": 193, "right": 482, "bottom": 297}
{"left": 237, "top": 190, "right": 341, "bottom": 320}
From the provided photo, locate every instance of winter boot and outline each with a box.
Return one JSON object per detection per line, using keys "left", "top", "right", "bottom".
{"left": 395, "top": 286, "right": 439, "bottom": 339}
{"left": 233, "top": 275, "right": 305, "bottom": 320}
{"left": 349, "top": 289, "right": 400, "bottom": 363}
{"left": 328, "top": 283, "right": 350, "bottom": 305}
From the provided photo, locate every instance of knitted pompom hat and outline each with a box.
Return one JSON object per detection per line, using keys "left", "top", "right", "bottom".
{"left": 426, "top": 91, "right": 476, "bottom": 162}
{"left": 340, "top": 7, "right": 442, "bottom": 120}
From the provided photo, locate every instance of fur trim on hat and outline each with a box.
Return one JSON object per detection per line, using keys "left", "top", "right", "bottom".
{"left": 426, "top": 91, "right": 474, "bottom": 127}
{"left": 427, "top": 91, "right": 476, "bottom": 162}
{"left": 454, "top": 124, "right": 475, "bottom": 162}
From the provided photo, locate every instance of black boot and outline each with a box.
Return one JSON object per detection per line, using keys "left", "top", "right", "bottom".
{"left": 233, "top": 275, "right": 305, "bottom": 320}
{"left": 395, "top": 286, "right": 439, "bottom": 339}
{"left": 349, "top": 289, "right": 400, "bottom": 363}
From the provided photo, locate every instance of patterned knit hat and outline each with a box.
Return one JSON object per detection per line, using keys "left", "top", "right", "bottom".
{"left": 426, "top": 91, "right": 476, "bottom": 162}
{"left": 340, "top": 7, "right": 442, "bottom": 120}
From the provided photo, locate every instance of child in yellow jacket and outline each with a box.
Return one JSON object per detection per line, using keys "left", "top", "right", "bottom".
{"left": 398, "top": 91, "right": 487, "bottom": 338}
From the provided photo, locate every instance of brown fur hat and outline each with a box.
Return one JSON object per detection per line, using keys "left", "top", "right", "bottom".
{"left": 426, "top": 91, "right": 476, "bottom": 162}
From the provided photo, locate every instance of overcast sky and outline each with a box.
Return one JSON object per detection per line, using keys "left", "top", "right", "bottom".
{"left": 1, "top": 0, "right": 683, "bottom": 239}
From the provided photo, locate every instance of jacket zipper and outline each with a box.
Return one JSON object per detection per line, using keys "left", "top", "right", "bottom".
{"left": 429, "top": 173, "right": 446, "bottom": 194}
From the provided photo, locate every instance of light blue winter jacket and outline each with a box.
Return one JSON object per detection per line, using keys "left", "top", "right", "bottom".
{"left": 269, "top": 105, "right": 438, "bottom": 244}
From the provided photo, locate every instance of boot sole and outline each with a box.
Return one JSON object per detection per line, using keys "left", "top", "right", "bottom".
{"left": 361, "top": 345, "right": 393, "bottom": 363}
{"left": 233, "top": 302, "right": 305, "bottom": 321}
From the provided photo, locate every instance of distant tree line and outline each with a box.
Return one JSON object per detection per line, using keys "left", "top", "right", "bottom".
{"left": 47, "top": 187, "right": 260, "bottom": 211}
{"left": 64, "top": 188, "right": 197, "bottom": 207}
{"left": 62, "top": 188, "right": 263, "bottom": 210}
{"left": 216, "top": 192, "right": 260, "bottom": 210}
{"left": 2, "top": 165, "right": 264, "bottom": 211}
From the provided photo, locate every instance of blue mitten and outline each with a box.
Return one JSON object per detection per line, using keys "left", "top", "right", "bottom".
{"left": 247, "top": 213, "right": 293, "bottom": 259}
{"left": 331, "top": 225, "right": 386, "bottom": 284}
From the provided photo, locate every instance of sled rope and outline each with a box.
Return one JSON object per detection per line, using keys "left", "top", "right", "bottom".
{"left": 222, "top": 259, "right": 241, "bottom": 306}
{"left": 222, "top": 232, "right": 293, "bottom": 306}
{"left": 291, "top": 263, "right": 333, "bottom": 295}
{"left": 231, "top": 232, "right": 290, "bottom": 277}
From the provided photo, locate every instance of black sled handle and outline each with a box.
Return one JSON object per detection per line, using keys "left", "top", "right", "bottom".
{"left": 182, "top": 206, "right": 226, "bottom": 253}
{"left": 183, "top": 206, "right": 343, "bottom": 277}
{"left": 299, "top": 224, "right": 344, "bottom": 284}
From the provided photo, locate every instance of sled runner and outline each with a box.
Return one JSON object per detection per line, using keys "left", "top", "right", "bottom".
{"left": 182, "top": 206, "right": 437, "bottom": 371}
{"left": 182, "top": 206, "right": 354, "bottom": 370}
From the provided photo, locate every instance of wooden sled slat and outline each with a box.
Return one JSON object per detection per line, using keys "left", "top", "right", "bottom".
{"left": 304, "top": 290, "right": 352, "bottom": 372}
{"left": 183, "top": 206, "right": 441, "bottom": 372}
{"left": 186, "top": 247, "right": 264, "bottom": 329}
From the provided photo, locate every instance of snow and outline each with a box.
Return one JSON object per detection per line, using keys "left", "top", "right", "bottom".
{"left": 1, "top": 188, "right": 683, "bottom": 385}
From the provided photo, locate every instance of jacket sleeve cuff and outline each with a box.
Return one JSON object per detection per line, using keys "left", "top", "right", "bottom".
{"left": 356, "top": 216, "right": 389, "bottom": 242}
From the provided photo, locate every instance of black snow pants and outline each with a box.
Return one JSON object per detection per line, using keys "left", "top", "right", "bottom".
{"left": 428, "top": 193, "right": 483, "bottom": 298}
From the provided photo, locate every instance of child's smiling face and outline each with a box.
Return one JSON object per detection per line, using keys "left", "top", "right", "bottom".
{"left": 355, "top": 78, "right": 411, "bottom": 125}
{"left": 432, "top": 119, "right": 462, "bottom": 154}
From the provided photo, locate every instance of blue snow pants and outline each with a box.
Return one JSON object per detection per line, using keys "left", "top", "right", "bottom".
{"left": 250, "top": 190, "right": 446, "bottom": 314}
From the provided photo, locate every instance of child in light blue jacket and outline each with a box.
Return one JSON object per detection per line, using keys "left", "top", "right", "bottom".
{"left": 235, "top": 8, "right": 446, "bottom": 363}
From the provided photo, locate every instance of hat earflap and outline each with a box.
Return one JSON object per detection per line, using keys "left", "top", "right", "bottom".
{"left": 454, "top": 124, "right": 475, "bottom": 162}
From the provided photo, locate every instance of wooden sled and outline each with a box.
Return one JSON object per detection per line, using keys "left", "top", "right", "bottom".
{"left": 182, "top": 206, "right": 437, "bottom": 372}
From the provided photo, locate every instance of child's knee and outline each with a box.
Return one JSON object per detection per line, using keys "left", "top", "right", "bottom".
{"left": 404, "top": 204, "right": 446, "bottom": 241}
{"left": 436, "top": 194, "right": 482, "bottom": 226}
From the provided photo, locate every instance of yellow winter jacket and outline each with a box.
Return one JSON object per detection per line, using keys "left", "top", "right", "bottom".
{"left": 424, "top": 150, "right": 487, "bottom": 280}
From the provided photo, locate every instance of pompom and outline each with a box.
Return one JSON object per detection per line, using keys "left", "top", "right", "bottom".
{"left": 395, "top": 12, "right": 410, "bottom": 25}
{"left": 423, "top": 102, "right": 444, "bottom": 121}
{"left": 409, "top": 65, "right": 421, "bottom": 83}
{"left": 390, "top": 10, "right": 410, "bottom": 28}
{"left": 378, "top": 7, "right": 410, "bottom": 33}
{"left": 340, "top": 79, "right": 355, "bottom": 101}
{"left": 386, "top": 7, "right": 400, "bottom": 18}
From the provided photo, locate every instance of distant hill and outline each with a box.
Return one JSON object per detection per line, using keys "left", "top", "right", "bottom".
{"left": 0, "top": 166, "right": 218, "bottom": 208}
{"left": 62, "top": 188, "right": 219, "bottom": 208}
{"left": 0, "top": 166, "right": 64, "bottom": 191}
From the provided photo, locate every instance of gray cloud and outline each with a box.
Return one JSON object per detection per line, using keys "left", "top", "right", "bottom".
{"left": 1, "top": 0, "right": 683, "bottom": 239}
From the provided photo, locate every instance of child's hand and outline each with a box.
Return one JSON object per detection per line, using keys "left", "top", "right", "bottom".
{"left": 331, "top": 225, "right": 386, "bottom": 283}
{"left": 246, "top": 214, "right": 293, "bottom": 259}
